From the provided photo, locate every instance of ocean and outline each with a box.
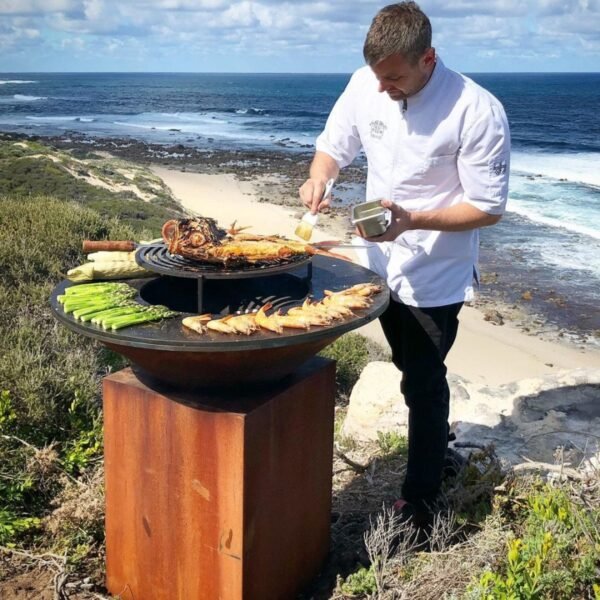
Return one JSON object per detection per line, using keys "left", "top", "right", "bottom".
{"left": 0, "top": 72, "right": 598, "bottom": 339}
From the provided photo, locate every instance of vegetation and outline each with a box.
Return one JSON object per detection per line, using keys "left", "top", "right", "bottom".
{"left": 0, "top": 138, "right": 183, "bottom": 233}
{"left": 0, "top": 194, "right": 134, "bottom": 593}
{"left": 333, "top": 460, "right": 600, "bottom": 600}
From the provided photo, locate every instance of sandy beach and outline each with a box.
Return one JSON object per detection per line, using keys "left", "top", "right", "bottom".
{"left": 153, "top": 165, "right": 600, "bottom": 386}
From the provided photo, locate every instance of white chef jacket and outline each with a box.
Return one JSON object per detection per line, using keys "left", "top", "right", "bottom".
{"left": 316, "top": 58, "right": 510, "bottom": 307}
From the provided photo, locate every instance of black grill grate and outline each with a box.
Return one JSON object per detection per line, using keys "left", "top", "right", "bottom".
{"left": 136, "top": 243, "right": 313, "bottom": 313}
{"left": 136, "top": 243, "right": 312, "bottom": 280}
{"left": 139, "top": 275, "right": 311, "bottom": 316}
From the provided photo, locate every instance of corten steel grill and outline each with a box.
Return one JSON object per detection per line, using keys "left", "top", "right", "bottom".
{"left": 50, "top": 247, "right": 389, "bottom": 389}
{"left": 51, "top": 241, "right": 390, "bottom": 599}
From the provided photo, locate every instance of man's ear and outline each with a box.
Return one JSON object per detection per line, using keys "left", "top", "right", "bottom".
{"left": 422, "top": 47, "right": 436, "bottom": 67}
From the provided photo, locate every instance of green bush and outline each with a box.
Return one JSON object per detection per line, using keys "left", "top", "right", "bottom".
{"left": 0, "top": 140, "right": 182, "bottom": 235}
{"left": 340, "top": 563, "right": 377, "bottom": 596}
{"left": 377, "top": 430, "right": 408, "bottom": 458}
{"left": 469, "top": 482, "right": 600, "bottom": 600}
{"left": 0, "top": 194, "right": 132, "bottom": 548}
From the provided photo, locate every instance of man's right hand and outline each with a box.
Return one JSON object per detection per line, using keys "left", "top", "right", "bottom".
{"left": 299, "top": 178, "right": 332, "bottom": 215}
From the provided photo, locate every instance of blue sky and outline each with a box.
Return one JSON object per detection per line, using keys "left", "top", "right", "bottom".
{"left": 1, "top": 0, "right": 599, "bottom": 73}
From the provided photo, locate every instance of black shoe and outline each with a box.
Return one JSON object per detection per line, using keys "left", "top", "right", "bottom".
{"left": 391, "top": 499, "right": 432, "bottom": 551}
{"left": 392, "top": 498, "right": 433, "bottom": 528}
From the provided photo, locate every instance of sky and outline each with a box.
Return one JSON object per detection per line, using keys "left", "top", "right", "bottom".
{"left": 0, "top": 0, "right": 599, "bottom": 73}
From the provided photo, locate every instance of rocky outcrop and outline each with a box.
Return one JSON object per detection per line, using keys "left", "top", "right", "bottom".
{"left": 342, "top": 363, "right": 600, "bottom": 467}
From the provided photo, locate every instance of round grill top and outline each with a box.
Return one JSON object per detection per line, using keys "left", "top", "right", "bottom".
{"left": 136, "top": 243, "right": 312, "bottom": 280}
{"left": 50, "top": 255, "right": 389, "bottom": 352}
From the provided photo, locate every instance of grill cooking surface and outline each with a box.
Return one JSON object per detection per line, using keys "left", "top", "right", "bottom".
{"left": 136, "top": 243, "right": 312, "bottom": 279}
{"left": 50, "top": 255, "right": 389, "bottom": 352}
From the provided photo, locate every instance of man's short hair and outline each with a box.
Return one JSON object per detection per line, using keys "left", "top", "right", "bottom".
{"left": 363, "top": 2, "right": 432, "bottom": 66}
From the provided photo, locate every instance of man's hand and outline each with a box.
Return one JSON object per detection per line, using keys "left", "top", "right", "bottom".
{"left": 299, "top": 178, "right": 333, "bottom": 215}
{"left": 361, "top": 199, "right": 413, "bottom": 242}
{"left": 300, "top": 151, "right": 339, "bottom": 214}
{"left": 359, "top": 198, "right": 502, "bottom": 241}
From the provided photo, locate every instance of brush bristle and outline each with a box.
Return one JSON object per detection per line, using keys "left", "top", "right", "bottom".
{"left": 295, "top": 220, "right": 313, "bottom": 241}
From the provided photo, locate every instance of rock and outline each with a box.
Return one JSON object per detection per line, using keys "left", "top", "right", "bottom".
{"left": 522, "top": 290, "right": 533, "bottom": 301}
{"left": 343, "top": 363, "right": 600, "bottom": 468}
{"left": 451, "top": 369, "right": 600, "bottom": 466}
{"left": 483, "top": 309, "right": 504, "bottom": 326}
{"left": 341, "top": 362, "right": 404, "bottom": 441}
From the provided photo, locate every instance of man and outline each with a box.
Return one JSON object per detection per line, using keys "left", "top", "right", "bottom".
{"left": 299, "top": 2, "right": 510, "bottom": 527}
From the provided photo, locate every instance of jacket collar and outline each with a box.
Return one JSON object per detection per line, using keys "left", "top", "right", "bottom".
{"left": 406, "top": 56, "right": 446, "bottom": 108}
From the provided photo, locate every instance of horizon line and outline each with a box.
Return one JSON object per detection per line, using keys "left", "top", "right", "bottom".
{"left": 1, "top": 70, "right": 599, "bottom": 76}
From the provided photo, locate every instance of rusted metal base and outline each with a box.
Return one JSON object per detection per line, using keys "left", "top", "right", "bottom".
{"left": 103, "top": 358, "right": 336, "bottom": 600}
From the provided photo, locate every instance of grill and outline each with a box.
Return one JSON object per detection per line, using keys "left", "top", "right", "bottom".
{"left": 51, "top": 253, "right": 389, "bottom": 389}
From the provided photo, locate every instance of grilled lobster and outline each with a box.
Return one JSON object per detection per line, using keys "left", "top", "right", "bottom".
{"left": 161, "top": 217, "right": 314, "bottom": 267}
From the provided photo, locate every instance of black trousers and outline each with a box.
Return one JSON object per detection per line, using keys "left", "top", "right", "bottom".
{"left": 379, "top": 298, "right": 463, "bottom": 511}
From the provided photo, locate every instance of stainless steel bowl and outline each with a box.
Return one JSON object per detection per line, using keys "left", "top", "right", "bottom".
{"left": 351, "top": 200, "right": 389, "bottom": 237}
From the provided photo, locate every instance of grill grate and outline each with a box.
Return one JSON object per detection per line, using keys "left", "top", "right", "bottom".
{"left": 136, "top": 243, "right": 313, "bottom": 313}
{"left": 139, "top": 274, "right": 311, "bottom": 317}
{"left": 136, "top": 243, "right": 312, "bottom": 279}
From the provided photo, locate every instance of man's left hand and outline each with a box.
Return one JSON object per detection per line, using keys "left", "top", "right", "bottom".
{"left": 360, "top": 199, "right": 413, "bottom": 242}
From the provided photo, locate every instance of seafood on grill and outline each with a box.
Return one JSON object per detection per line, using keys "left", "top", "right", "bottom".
{"left": 182, "top": 313, "right": 259, "bottom": 335}
{"left": 182, "top": 314, "right": 212, "bottom": 334}
{"left": 323, "top": 292, "right": 371, "bottom": 310}
{"left": 182, "top": 282, "right": 383, "bottom": 336}
{"left": 162, "top": 217, "right": 315, "bottom": 267}
{"left": 326, "top": 283, "right": 383, "bottom": 297}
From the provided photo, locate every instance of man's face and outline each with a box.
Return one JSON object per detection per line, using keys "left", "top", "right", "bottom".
{"left": 371, "top": 48, "right": 436, "bottom": 102}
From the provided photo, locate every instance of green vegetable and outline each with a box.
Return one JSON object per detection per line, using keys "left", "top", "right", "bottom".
{"left": 65, "top": 282, "right": 131, "bottom": 295}
{"left": 60, "top": 283, "right": 178, "bottom": 330}
{"left": 88, "top": 306, "right": 141, "bottom": 324}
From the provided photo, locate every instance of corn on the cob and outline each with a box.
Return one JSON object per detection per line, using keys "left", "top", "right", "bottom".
{"left": 87, "top": 251, "right": 137, "bottom": 263}
{"left": 67, "top": 261, "right": 152, "bottom": 282}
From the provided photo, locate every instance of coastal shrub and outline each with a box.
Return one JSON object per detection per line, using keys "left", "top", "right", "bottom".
{"left": 467, "top": 480, "right": 600, "bottom": 600}
{"left": 0, "top": 194, "right": 130, "bottom": 552}
{"left": 0, "top": 140, "right": 182, "bottom": 235}
{"left": 340, "top": 563, "right": 377, "bottom": 596}
{"left": 376, "top": 430, "right": 408, "bottom": 458}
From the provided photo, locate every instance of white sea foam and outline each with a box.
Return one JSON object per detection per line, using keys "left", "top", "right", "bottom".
{"left": 0, "top": 80, "right": 37, "bottom": 85}
{"left": 235, "top": 107, "right": 266, "bottom": 115}
{"left": 13, "top": 94, "right": 47, "bottom": 101}
{"left": 507, "top": 199, "right": 600, "bottom": 240}
{"left": 511, "top": 150, "right": 600, "bottom": 188}
{"left": 522, "top": 235, "right": 600, "bottom": 278}
{"left": 111, "top": 111, "right": 307, "bottom": 145}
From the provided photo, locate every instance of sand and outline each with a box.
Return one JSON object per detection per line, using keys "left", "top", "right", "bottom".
{"left": 151, "top": 166, "right": 352, "bottom": 245}
{"left": 153, "top": 165, "right": 600, "bottom": 386}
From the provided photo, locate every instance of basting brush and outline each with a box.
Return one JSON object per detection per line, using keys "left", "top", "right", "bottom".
{"left": 295, "top": 178, "right": 335, "bottom": 241}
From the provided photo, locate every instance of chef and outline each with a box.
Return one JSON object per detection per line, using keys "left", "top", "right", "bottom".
{"left": 299, "top": 1, "right": 510, "bottom": 529}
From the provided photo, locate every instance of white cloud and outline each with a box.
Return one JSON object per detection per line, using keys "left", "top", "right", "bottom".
{"left": 0, "top": 0, "right": 598, "bottom": 70}
{"left": 0, "top": 0, "right": 81, "bottom": 15}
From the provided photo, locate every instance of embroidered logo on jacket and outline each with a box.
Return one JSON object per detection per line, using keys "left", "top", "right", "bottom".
{"left": 369, "top": 120, "right": 387, "bottom": 140}
{"left": 490, "top": 158, "right": 507, "bottom": 177}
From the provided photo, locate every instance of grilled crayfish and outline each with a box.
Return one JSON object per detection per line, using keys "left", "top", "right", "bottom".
{"left": 162, "top": 217, "right": 314, "bottom": 267}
